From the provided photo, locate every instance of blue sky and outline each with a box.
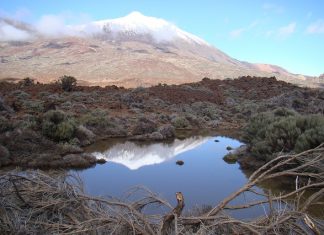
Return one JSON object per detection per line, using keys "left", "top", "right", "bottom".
{"left": 1, "top": 0, "right": 323, "bottom": 76}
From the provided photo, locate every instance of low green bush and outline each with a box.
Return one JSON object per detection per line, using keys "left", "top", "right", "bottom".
{"left": 19, "top": 77, "right": 34, "bottom": 87}
{"left": 59, "top": 75, "right": 77, "bottom": 92}
{"left": 42, "top": 110, "right": 77, "bottom": 142}
{"left": 18, "top": 114, "right": 39, "bottom": 130}
{"left": 243, "top": 108, "right": 324, "bottom": 159}
{"left": 191, "top": 102, "right": 219, "bottom": 120}
{"left": 294, "top": 115, "right": 324, "bottom": 152}
{"left": 79, "top": 109, "right": 110, "bottom": 128}
{"left": 22, "top": 100, "right": 44, "bottom": 113}
{"left": 132, "top": 117, "right": 157, "bottom": 135}
{"left": 0, "top": 116, "right": 12, "bottom": 133}
{"left": 171, "top": 116, "right": 190, "bottom": 129}
{"left": 266, "top": 116, "right": 301, "bottom": 152}
{"left": 10, "top": 90, "right": 30, "bottom": 100}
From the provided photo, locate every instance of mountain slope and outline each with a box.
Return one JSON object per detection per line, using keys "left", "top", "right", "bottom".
{"left": 0, "top": 12, "right": 318, "bottom": 87}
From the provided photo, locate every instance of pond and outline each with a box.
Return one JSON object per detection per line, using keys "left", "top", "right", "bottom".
{"left": 76, "top": 134, "right": 269, "bottom": 219}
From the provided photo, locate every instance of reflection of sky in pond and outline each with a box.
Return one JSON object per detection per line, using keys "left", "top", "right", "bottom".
{"left": 76, "top": 136, "right": 267, "bottom": 218}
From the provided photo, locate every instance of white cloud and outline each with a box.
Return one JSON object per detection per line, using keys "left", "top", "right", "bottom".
{"left": 0, "top": 10, "right": 94, "bottom": 41}
{"left": 35, "top": 14, "right": 69, "bottom": 37}
{"left": 249, "top": 20, "right": 259, "bottom": 28}
{"left": 0, "top": 23, "right": 32, "bottom": 41}
{"left": 262, "top": 3, "right": 284, "bottom": 13}
{"left": 0, "top": 8, "right": 31, "bottom": 21}
{"left": 277, "top": 22, "right": 296, "bottom": 39}
{"left": 35, "top": 13, "right": 95, "bottom": 38}
{"left": 12, "top": 8, "right": 31, "bottom": 21}
{"left": 230, "top": 28, "right": 245, "bottom": 38}
{"left": 306, "top": 20, "right": 324, "bottom": 34}
{"left": 265, "top": 30, "right": 274, "bottom": 37}
{"left": 229, "top": 20, "right": 259, "bottom": 38}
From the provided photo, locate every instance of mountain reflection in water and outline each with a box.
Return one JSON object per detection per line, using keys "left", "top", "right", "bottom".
{"left": 80, "top": 136, "right": 252, "bottom": 217}
{"left": 91, "top": 137, "right": 210, "bottom": 170}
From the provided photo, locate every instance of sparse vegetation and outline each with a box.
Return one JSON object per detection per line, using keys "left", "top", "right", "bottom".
{"left": 10, "top": 90, "right": 30, "bottom": 99}
{"left": 0, "top": 76, "right": 323, "bottom": 171}
{"left": 59, "top": 75, "right": 77, "bottom": 92}
{"left": 18, "top": 114, "right": 39, "bottom": 130}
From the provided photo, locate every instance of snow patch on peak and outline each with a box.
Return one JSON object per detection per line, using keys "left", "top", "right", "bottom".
{"left": 126, "top": 11, "right": 145, "bottom": 18}
{"left": 82, "top": 11, "right": 208, "bottom": 45}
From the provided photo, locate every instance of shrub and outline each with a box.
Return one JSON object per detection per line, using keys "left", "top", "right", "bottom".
{"left": 294, "top": 116, "right": 324, "bottom": 153}
{"left": 75, "top": 125, "right": 96, "bottom": 146}
{"left": 242, "top": 113, "right": 273, "bottom": 144}
{"left": 132, "top": 117, "right": 157, "bottom": 135}
{"left": 265, "top": 116, "right": 301, "bottom": 152}
{"left": 273, "top": 107, "right": 296, "bottom": 117}
{"left": 59, "top": 75, "right": 77, "bottom": 92}
{"left": 18, "top": 114, "right": 39, "bottom": 130}
{"left": 171, "top": 116, "right": 190, "bottom": 129}
{"left": 243, "top": 108, "right": 296, "bottom": 144}
{"left": 56, "top": 120, "right": 76, "bottom": 141}
{"left": 202, "top": 77, "right": 211, "bottom": 81}
{"left": 0, "top": 116, "right": 12, "bottom": 133}
{"left": 10, "top": 90, "right": 30, "bottom": 100}
{"left": 191, "top": 102, "right": 219, "bottom": 120}
{"left": 60, "top": 101, "right": 72, "bottom": 109}
{"left": 22, "top": 100, "right": 44, "bottom": 113}
{"left": 158, "top": 124, "right": 175, "bottom": 138}
{"left": 19, "top": 77, "right": 34, "bottom": 87}
{"left": 79, "top": 109, "right": 110, "bottom": 128}
{"left": 243, "top": 108, "right": 324, "bottom": 159}
{"left": 42, "top": 110, "right": 76, "bottom": 141}
{"left": 0, "top": 144, "right": 11, "bottom": 167}
{"left": 250, "top": 141, "right": 272, "bottom": 161}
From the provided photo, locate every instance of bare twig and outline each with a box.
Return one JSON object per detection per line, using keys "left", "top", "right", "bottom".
{"left": 0, "top": 144, "right": 323, "bottom": 234}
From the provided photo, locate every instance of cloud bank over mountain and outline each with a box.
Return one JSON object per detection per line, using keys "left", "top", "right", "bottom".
{"left": 0, "top": 11, "right": 207, "bottom": 45}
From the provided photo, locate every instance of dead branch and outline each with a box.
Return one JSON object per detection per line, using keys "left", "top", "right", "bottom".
{"left": 0, "top": 144, "right": 323, "bottom": 234}
{"left": 161, "top": 192, "right": 185, "bottom": 235}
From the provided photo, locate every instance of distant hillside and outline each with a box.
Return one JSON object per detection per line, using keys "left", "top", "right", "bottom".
{"left": 0, "top": 12, "right": 320, "bottom": 87}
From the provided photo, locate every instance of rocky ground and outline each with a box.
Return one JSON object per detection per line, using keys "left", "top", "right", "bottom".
{"left": 1, "top": 76, "right": 324, "bottom": 169}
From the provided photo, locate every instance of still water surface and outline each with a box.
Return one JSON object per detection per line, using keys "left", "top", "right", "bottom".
{"left": 77, "top": 135, "right": 268, "bottom": 218}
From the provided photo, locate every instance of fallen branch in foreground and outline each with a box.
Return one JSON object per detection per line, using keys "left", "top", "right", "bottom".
{"left": 0, "top": 144, "right": 323, "bottom": 234}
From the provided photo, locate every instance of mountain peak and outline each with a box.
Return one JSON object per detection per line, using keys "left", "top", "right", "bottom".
{"left": 92, "top": 12, "right": 208, "bottom": 44}
{"left": 125, "top": 11, "right": 147, "bottom": 19}
{"left": 95, "top": 11, "right": 169, "bottom": 32}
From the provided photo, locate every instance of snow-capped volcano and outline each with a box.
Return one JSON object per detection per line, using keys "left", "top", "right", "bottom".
{"left": 0, "top": 12, "right": 315, "bottom": 86}
{"left": 76, "top": 11, "right": 208, "bottom": 45}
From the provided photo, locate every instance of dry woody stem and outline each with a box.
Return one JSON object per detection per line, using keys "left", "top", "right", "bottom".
{"left": 0, "top": 144, "right": 323, "bottom": 234}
